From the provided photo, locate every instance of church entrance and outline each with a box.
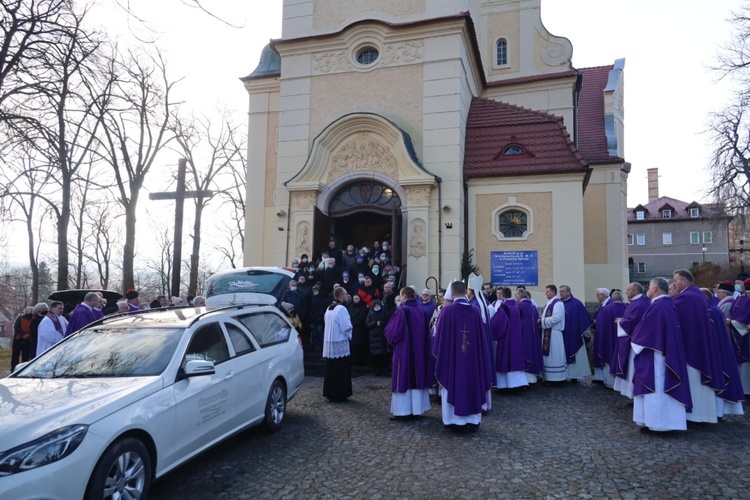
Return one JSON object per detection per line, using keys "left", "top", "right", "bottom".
{"left": 312, "top": 181, "right": 404, "bottom": 268}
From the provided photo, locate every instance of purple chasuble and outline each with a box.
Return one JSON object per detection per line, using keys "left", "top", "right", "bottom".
{"left": 93, "top": 309, "right": 104, "bottom": 320}
{"left": 672, "top": 285, "right": 725, "bottom": 392}
{"left": 420, "top": 299, "right": 436, "bottom": 321}
{"left": 730, "top": 296, "right": 750, "bottom": 363}
{"left": 631, "top": 296, "right": 692, "bottom": 411}
{"left": 128, "top": 304, "right": 141, "bottom": 312}
{"left": 65, "top": 303, "right": 97, "bottom": 337}
{"left": 433, "top": 298, "right": 494, "bottom": 416}
{"left": 518, "top": 299, "right": 543, "bottom": 375}
{"left": 708, "top": 304, "right": 745, "bottom": 403}
{"left": 610, "top": 296, "right": 649, "bottom": 379}
{"left": 562, "top": 296, "right": 592, "bottom": 364}
{"left": 490, "top": 299, "right": 526, "bottom": 374}
{"left": 384, "top": 299, "right": 434, "bottom": 393}
{"left": 593, "top": 301, "right": 626, "bottom": 369}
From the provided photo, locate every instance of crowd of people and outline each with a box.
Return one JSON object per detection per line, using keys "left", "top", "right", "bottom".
{"left": 9, "top": 289, "right": 206, "bottom": 370}
{"left": 299, "top": 241, "right": 750, "bottom": 433}
{"left": 11, "top": 235, "right": 750, "bottom": 435}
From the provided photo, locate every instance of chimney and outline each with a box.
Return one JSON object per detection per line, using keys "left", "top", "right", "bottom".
{"left": 647, "top": 168, "right": 659, "bottom": 202}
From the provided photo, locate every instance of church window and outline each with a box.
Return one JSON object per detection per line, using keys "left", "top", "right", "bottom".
{"left": 329, "top": 181, "right": 400, "bottom": 215}
{"left": 495, "top": 39, "right": 508, "bottom": 66}
{"left": 356, "top": 47, "right": 379, "bottom": 65}
{"left": 497, "top": 209, "right": 528, "bottom": 238}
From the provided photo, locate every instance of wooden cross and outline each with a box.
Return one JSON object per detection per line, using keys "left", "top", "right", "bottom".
{"left": 149, "top": 158, "right": 214, "bottom": 298}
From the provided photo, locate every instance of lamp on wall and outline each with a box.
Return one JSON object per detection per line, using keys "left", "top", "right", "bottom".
{"left": 277, "top": 226, "right": 285, "bottom": 231}
{"left": 276, "top": 209, "right": 287, "bottom": 217}
{"left": 702, "top": 246, "right": 708, "bottom": 264}
{"left": 442, "top": 205, "right": 452, "bottom": 213}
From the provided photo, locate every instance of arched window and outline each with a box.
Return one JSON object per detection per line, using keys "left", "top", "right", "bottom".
{"left": 495, "top": 38, "right": 508, "bottom": 67}
{"left": 329, "top": 181, "right": 401, "bottom": 216}
{"left": 502, "top": 145, "right": 524, "bottom": 156}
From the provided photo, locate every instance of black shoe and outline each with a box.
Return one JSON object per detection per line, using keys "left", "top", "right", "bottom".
{"left": 390, "top": 415, "right": 411, "bottom": 421}
{"left": 591, "top": 379, "right": 604, "bottom": 385}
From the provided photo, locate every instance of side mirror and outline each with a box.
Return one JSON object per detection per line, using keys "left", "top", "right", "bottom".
{"left": 183, "top": 359, "right": 215, "bottom": 377}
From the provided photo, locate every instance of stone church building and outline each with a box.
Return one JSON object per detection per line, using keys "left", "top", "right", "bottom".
{"left": 242, "top": 0, "right": 629, "bottom": 302}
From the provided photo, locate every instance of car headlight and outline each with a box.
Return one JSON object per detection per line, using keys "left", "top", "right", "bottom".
{"left": 0, "top": 424, "right": 88, "bottom": 476}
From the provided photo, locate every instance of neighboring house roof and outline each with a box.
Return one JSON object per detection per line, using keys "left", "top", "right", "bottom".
{"left": 577, "top": 64, "right": 623, "bottom": 164}
{"left": 627, "top": 196, "right": 727, "bottom": 222}
{"left": 463, "top": 97, "right": 588, "bottom": 179}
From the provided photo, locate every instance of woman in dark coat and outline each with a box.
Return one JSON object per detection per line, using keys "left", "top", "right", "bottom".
{"left": 366, "top": 299, "right": 390, "bottom": 376}
{"left": 347, "top": 294, "right": 369, "bottom": 366}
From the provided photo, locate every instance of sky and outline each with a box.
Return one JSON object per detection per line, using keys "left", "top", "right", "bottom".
{"left": 1, "top": 0, "right": 744, "bottom": 267}
{"left": 88, "top": 0, "right": 741, "bottom": 205}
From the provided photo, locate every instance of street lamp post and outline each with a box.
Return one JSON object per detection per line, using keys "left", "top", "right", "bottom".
{"left": 702, "top": 246, "right": 708, "bottom": 265}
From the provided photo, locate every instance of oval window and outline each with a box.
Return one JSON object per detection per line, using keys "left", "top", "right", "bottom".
{"left": 356, "top": 47, "right": 379, "bottom": 65}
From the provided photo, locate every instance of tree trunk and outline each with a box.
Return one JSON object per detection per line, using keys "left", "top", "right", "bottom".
{"left": 188, "top": 200, "right": 205, "bottom": 296}
{"left": 122, "top": 199, "right": 138, "bottom": 291}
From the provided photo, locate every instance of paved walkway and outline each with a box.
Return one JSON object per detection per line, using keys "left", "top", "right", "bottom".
{"left": 150, "top": 375, "right": 750, "bottom": 499}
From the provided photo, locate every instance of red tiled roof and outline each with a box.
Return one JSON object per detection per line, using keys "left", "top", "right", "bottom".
{"left": 577, "top": 65, "right": 622, "bottom": 164}
{"left": 463, "top": 97, "right": 589, "bottom": 179}
{"left": 627, "top": 196, "right": 725, "bottom": 222}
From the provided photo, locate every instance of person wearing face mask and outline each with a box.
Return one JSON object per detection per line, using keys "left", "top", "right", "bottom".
{"left": 282, "top": 280, "right": 307, "bottom": 323}
{"left": 322, "top": 257, "right": 341, "bottom": 295}
{"left": 381, "top": 240, "right": 392, "bottom": 261}
{"left": 309, "top": 284, "right": 327, "bottom": 350}
{"left": 357, "top": 275, "right": 381, "bottom": 307}
{"left": 369, "top": 264, "right": 383, "bottom": 289}
{"left": 340, "top": 270, "right": 357, "bottom": 296}
{"left": 366, "top": 299, "right": 390, "bottom": 376}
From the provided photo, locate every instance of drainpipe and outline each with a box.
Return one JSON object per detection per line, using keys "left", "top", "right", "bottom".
{"left": 284, "top": 195, "right": 292, "bottom": 266}
{"left": 437, "top": 177, "right": 443, "bottom": 288}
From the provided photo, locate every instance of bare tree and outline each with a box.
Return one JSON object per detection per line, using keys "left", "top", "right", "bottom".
{"left": 214, "top": 130, "right": 246, "bottom": 269}
{"left": 81, "top": 201, "right": 120, "bottom": 289}
{"left": 171, "top": 110, "right": 243, "bottom": 294}
{"left": 0, "top": 0, "right": 71, "bottom": 115}
{"left": 144, "top": 226, "right": 173, "bottom": 296}
{"left": 95, "top": 45, "right": 178, "bottom": 291}
{"left": 710, "top": 5, "right": 750, "bottom": 227}
{"left": 4, "top": 3, "right": 109, "bottom": 290}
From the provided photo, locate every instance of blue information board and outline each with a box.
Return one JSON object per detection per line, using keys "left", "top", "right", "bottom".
{"left": 490, "top": 251, "right": 538, "bottom": 286}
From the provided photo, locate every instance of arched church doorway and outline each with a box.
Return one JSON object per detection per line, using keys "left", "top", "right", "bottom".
{"left": 313, "top": 181, "right": 403, "bottom": 268}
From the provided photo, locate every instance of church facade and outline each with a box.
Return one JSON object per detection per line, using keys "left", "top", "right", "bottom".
{"left": 242, "top": 0, "right": 629, "bottom": 302}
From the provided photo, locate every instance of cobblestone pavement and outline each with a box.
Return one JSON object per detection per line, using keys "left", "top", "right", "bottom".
{"left": 149, "top": 374, "right": 750, "bottom": 499}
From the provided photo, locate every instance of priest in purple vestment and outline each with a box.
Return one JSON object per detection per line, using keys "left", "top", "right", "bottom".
{"left": 559, "top": 285, "right": 592, "bottom": 379}
{"left": 384, "top": 287, "right": 434, "bottom": 418}
{"left": 631, "top": 277, "right": 692, "bottom": 431}
{"left": 433, "top": 281, "right": 494, "bottom": 428}
{"left": 611, "top": 283, "right": 650, "bottom": 398}
{"left": 593, "top": 291, "right": 627, "bottom": 387}
{"left": 673, "top": 269, "right": 725, "bottom": 423}
{"left": 729, "top": 282, "right": 750, "bottom": 374}
{"left": 65, "top": 292, "right": 101, "bottom": 337}
{"left": 704, "top": 291, "right": 745, "bottom": 415}
{"left": 516, "top": 289, "right": 543, "bottom": 383}
{"left": 490, "top": 287, "right": 527, "bottom": 389}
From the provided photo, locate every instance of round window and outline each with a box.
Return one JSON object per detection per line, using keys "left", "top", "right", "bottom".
{"left": 498, "top": 210, "right": 528, "bottom": 237}
{"left": 356, "top": 47, "right": 379, "bottom": 65}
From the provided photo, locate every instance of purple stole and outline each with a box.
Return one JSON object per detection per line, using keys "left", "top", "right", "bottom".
{"left": 542, "top": 298, "right": 560, "bottom": 356}
{"left": 46, "top": 312, "right": 63, "bottom": 334}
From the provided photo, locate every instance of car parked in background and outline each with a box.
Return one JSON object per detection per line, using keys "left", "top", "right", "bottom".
{"left": 0, "top": 303, "right": 304, "bottom": 499}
